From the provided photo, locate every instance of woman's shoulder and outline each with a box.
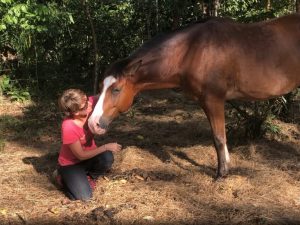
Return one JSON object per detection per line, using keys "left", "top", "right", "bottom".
{"left": 62, "top": 118, "right": 77, "bottom": 129}
{"left": 88, "top": 95, "right": 99, "bottom": 108}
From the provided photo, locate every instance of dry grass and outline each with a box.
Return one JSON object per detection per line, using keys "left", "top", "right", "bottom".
{"left": 0, "top": 90, "right": 299, "bottom": 225}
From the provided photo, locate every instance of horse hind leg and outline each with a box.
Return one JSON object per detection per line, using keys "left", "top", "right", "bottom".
{"left": 201, "top": 96, "right": 230, "bottom": 179}
{"left": 214, "top": 134, "right": 230, "bottom": 178}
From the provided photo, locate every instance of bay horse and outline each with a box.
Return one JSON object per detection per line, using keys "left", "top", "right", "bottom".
{"left": 88, "top": 14, "right": 300, "bottom": 179}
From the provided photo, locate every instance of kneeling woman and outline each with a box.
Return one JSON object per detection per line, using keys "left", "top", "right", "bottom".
{"left": 56, "top": 89, "right": 122, "bottom": 200}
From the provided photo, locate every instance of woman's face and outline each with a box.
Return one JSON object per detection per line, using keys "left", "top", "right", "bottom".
{"left": 76, "top": 96, "right": 92, "bottom": 118}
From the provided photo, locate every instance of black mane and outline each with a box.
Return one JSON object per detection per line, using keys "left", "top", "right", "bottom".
{"left": 104, "top": 17, "right": 235, "bottom": 79}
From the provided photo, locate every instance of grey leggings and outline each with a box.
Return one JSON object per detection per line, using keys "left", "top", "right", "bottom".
{"left": 59, "top": 151, "right": 114, "bottom": 200}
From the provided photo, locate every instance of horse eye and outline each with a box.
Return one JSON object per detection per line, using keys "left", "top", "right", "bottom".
{"left": 111, "top": 88, "right": 121, "bottom": 94}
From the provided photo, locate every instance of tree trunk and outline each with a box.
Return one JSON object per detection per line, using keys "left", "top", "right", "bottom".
{"left": 202, "top": 0, "right": 209, "bottom": 18}
{"left": 214, "top": 0, "right": 220, "bottom": 17}
{"left": 297, "top": 0, "right": 300, "bottom": 13}
{"left": 266, "top": 0, "right": 271, "bottom": 11}
{"left": 82, "top": 0, "right": 99, "bottom": 94}
{"left": 171, "top": 0, "right": 180, "bottom": 29}
{"left": 146, "top": 0, "right": 151, "bottom": 39}
{"left": 203, "top": 0, "right": 219, "bottom": 18}
{"left": 155, "top": 0, "right": 159, "bottom": 33}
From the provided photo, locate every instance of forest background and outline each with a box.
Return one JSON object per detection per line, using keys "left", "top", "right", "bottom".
{"left": 1, "top": 0, "right": 300, "bottom": 137}
{"left": 0, "top": 1, "right": 300, "bottom": 224}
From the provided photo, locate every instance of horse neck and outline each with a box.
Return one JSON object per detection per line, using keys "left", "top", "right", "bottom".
{"left": 134, "top": 70, "right": 180, "bottom": 92}
{"left": 128, "top": 33, "right": 188, "bottom": 92}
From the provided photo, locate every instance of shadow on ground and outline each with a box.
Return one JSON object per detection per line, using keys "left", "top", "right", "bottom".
{"left": 1, "top": 89, "right": 300, "bottom": 179}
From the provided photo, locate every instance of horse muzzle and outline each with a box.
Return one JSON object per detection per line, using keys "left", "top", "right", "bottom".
{"left": 98, "top": 116, "right": 111, "bottom": 130}
{"left": 88, "top": 116, "right": 107, "bottom": 135}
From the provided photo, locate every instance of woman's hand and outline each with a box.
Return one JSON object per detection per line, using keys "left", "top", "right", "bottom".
{"left": 93, "top": 126, "right": 107, "bottom": 135}
{"left": 104, "top": 143, "right": 122, "bottom": 152}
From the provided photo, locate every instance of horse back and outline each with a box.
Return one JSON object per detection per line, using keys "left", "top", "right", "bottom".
{"left": 184, "top": 14, "right": 300, "bottom": 100}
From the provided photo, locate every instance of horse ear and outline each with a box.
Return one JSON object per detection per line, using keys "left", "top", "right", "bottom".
{"left": 125, "top": 60, "right": 142, "bottom": 77}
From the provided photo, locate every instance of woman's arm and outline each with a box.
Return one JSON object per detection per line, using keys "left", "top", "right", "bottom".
{"left": 69, "top": 141, "right": 122, "bottom": 161}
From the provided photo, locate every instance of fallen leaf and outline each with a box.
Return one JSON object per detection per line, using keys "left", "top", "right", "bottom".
{"left": 103, "top": 176, "right": 110, "bottom": 181}
{"left": 48, "top": 207, "right": 60, "bottom": 214}
{"left": 295, "top": 197, "right": 300, "bottom": 206}
{"left": 61, "top": 199, "right": 71, "bottom": 205}
{"left": 0, "top": 209, "right": 7, "bottom": 216}
{"left": 119, "top": 179, "right": 127, "bottom": 184}
{"left": 136, "top": 135, "right": 144, "bottom": 140}
{"left": 16, "top": 213, "right": 26, "bottom": 224}
{"left": 135, "top": 175, "right": 144, "bottom": 181}
{"left": 143, "top": 215, "right": 154, "bottom": 221}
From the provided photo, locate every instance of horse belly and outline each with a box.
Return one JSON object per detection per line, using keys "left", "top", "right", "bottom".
{"left": 236, "top": 69, "right": 299, "bottom": 100}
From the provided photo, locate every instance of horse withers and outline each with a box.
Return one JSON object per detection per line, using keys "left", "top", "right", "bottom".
{"left": 88, "top": 14, "right": 300, "bottom": 179}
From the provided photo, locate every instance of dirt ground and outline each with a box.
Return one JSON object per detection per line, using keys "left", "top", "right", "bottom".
{"left": 0, "top": 89, "right": 299, "bottom": 225}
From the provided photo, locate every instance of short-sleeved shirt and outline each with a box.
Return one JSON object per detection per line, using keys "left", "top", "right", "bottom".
{"left": 58, "top": 96, "right": 97, "bottom": 166}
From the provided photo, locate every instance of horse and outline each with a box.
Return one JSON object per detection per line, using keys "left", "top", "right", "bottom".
{"left": 88, "top": 14, "right": 300, "bottom": 179}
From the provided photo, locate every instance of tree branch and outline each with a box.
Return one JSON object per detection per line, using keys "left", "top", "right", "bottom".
{"left": 82, "top": 0, "right": 99, "bottom": 94}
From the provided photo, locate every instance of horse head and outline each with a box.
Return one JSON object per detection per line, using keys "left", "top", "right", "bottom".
{"left": 88, "top": 59, "right": 142, "bottom": 134}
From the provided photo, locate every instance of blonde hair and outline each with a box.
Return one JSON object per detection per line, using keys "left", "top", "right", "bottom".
{"left": 58, "top": 89, "right": 87, "bottom": 117}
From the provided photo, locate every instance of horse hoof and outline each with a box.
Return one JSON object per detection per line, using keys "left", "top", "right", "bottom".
{"left": 214, "top": 174, "right": 228, "bottom": 182}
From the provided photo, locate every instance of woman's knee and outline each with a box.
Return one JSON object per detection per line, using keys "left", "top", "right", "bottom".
{"left": 103, "top": 151, "right": 114, "bottom": 165}
{"left": 60, "top": 167, "right": 93, "bottom": 201}
{"left": 66, "top": 183, "right": 93, "bottom": 201}
{"left": 100, "top": 151, "right": 114, "bottom": 167}
{"left": 94, "top": 151, "right": 114, "bottom": 171}
{"left": 74, "top": 191, "right": 92, "bottom": 201}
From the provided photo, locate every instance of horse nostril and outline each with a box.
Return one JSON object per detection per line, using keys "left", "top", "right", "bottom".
{"left": 96, "top": 123, "right": 103, "bottom": 128}
{"left": 98, "top": 119, "right": 109, "bottom": 130}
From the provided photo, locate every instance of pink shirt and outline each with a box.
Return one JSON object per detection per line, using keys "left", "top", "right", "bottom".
{"left": 58, "top": 96, "right": 97, "bottom": 166}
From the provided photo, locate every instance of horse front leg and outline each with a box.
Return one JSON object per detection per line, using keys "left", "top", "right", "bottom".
{"left": 201, "top": 96, "right": 230, "bottom": 179}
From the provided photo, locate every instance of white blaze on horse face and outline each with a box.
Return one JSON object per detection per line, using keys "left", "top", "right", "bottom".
{"left": 88, "top": 76, "right": 117, "bottom": 133}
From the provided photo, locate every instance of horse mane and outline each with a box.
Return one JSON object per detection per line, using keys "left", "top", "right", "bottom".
{"left": 103, "top": 16, "right": 240, "bottom": 80}
{"left": 104, "top": 57, "right": 131, "bottom": 78}
{"left": 105, "top": 14, "right": 300, "bottom": 80}
{"left": 132, "top": 17, "right": 234, "bottom": 56}
{"left": 104, "top": 32, "right": 176, "bottom": 79}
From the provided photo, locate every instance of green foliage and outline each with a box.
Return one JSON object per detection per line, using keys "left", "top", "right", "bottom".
{"left": 220, "top": 0, "right": 295, "bottom": 22}
{"left": 1, "top": 0, "right": 296, "bottom": 98}
{"left": 228, "top": 91, "right": 300, "bottom": 139}
{"left": 227, "top": 97, "right": 287, "bottom": 139}
{"left": 0, "top": 0, "right": 74, "bottom": 98}
{"left": 0, "top": 0, "right": 299, "bottom": 137}
{"left": 277, "top": 89, "right": 300, "bottom": 122}
{"left": 0, "top": 75, "right": 10, "bottom": 94}
{"left": 262, "top": 115, "right": 280, "bottom": 135}
{"left": 0, "top": 75, "right": 30, "bottom": 102}
{"left": 7, "top": 88, "right": 30, "bottom": 102}
{"left": 0, "top": 1, "right": 74, "bottom": 52}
